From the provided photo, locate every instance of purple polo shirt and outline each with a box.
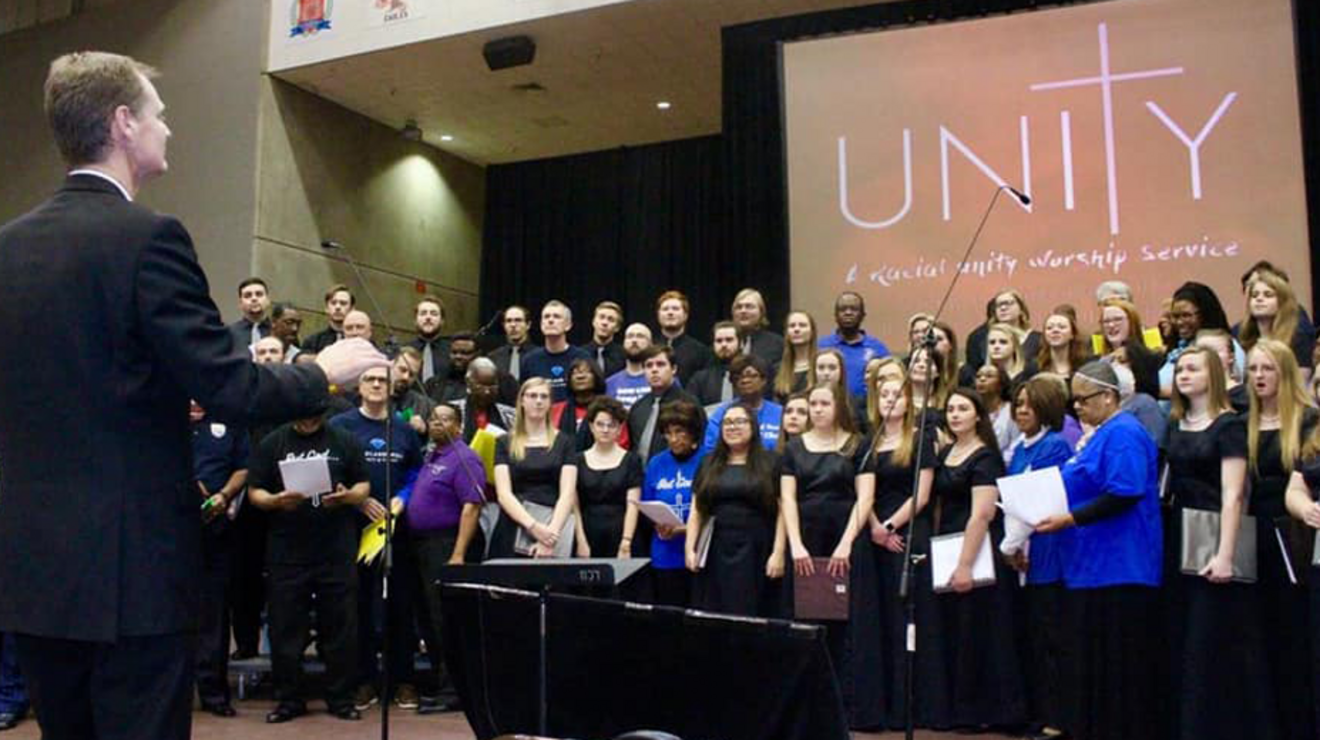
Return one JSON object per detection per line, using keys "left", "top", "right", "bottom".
{"left": 407, "top": 441, "right": 488, "bottom": 532}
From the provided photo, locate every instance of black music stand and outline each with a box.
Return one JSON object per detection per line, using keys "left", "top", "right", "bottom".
{"left": 440, "top": 558, "right": 650, "bottom": 735}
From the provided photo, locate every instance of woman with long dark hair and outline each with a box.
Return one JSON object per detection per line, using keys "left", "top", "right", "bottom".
{"left": 780, "top": 382, "right": 879, "bottom": 727}
{"left": 917, "top": 387, "right": 1026, "bottom": 730}
{"left": 686, "top": 403, "right": 783, "bottom": 616}
{"left": 551, "top": 358, "right": 624, "bottom": 450}
{"left": 1159, "top": 281, "right": 1242, "bottom": 400}
{"left": 1035, "top": 307, "right": 1091, "bottom": 383}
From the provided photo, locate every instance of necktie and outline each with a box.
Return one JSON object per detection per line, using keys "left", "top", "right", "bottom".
{"left": 422, "top": 342, "right": 435, "bottom": 381}
{"left": 249, "top": 321, "right": 261, "bottom": 348}
{"left": 638, "top": 399, "right": 660, "bottom": 464}
{"left": 720, "top": 371, "right": 733, "bottom": 402}
{"left": 741, "top": 335, "right": 751, "bottom": 354}
{"left": 596, "top": 346, "right": 606, "bottom": 373}
{"left": 510, "top": 346, "right": 521, "bottom": 381}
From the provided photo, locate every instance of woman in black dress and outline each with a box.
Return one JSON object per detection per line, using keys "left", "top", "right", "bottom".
{"left": 685, "top": 403, "right": 783, "bottom": 616}
{"left": 571, "top": 397, "right": 644, "bottom": 558}
{"left": 1285, "top": 421, "right": 1320, "bottom": 735}
{"left": 1244, "top": 338, "right": 1315, "bottom": 739}
{"left": 489, "top": 377, "right": 579, "bottom": 559}
{"left": 918, "top": 387, "right": 1025, "bottom": 730}
{"left": 1164, "top": 346, "right": 1275, "bottom": 740}
{"left": 773, "top": 310, "right": 817, "bottom": 403}
{"left": 867, "top": 372, "right": 936, "bottom": 729}
{"left": 780, "top": 382, "right": 879, "bottom": 728}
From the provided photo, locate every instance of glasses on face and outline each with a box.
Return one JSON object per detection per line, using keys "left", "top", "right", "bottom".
{"left": 722, "top": 417, "right": 752, "bottom": 428}
{"left": 1073, "top": 390, "right": 1107, "bottom": 405}
{"left": 1101, "top": 316, "right": 1125, "bottom": 326}
{"left": 592, "top": 419, "right": 620, "bottom": 430}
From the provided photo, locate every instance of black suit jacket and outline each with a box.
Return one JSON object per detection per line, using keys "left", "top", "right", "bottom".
{"left": 688, "top": 362, "right": 732, "bottom": 406}
{"left": 302, "top": 326, "right": 343, "bottom": 354}
{"left": 626, "top": 385, "right": 705, "bottom": 461}
{"left": 0, "top": 175, "right": 329, "bottom": 642}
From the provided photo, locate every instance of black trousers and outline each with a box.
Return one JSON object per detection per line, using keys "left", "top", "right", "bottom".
{"left": 357, "top": 524, "right": 420, "bottom": 691}
{"left": 412, "top": 527, "right": 484, "bottom": 693}
{"left": 195, "top": 525, "right": 232, "bottom": 704}
{"left": 227, "top": 503, "right": 267, "bottom": 655}
{"left": 14, "top": 632, "right": 194, "bottom": 740}
{"left": 267, "top": 560, "right": 358, "bottom": 709}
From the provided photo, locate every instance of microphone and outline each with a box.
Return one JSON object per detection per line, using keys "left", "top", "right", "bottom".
{"left": 318, "top": 238, "right": 398, "bottom": 355}
{"left": 320, "top": 239, "right": 344, "bottom": 250}
{"left": 1005, "top": 185, "right": 1031, "bottom": 206}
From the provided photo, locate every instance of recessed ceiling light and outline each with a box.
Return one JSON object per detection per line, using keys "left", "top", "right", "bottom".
{"left": 656, "top": 101, "right": 671, "bottom": 110}
{"left": 440, "top": 135, "right": 454, "bottom": 142}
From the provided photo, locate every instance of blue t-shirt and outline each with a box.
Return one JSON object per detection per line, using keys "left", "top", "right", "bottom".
{"left": 606, "top": 369, "right": 651, "bottom": 411}
{"left": 522, "top": 345, "right": 592, "bottom": 403}
{"left": 330, "top": 409, "right": 423, "bottom": 506}
{"left": 642, "top": 448, "right": 706, "bottom": 569}
{"left": 190, "top": 418, "right": 250, "bottom": 494}
{"left": 818, "top": 332, "right": 891, "bottom": 398}
{"left": 702, "top": 400, "right": 783, "bottom": 453}
{"left": 1059, "top": 411, "right": 1162, "bottom": 589}
{"left": 1006, "top": 430, "right": 1075, "bottom": 585}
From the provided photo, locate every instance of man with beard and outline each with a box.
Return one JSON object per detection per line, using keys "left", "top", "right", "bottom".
{"left": 655, "top": 290, "right": 711, "bottom": 385}
{"left": 687, "top": 321, "right": 742, "bottom": 408}
{"left": 489, "top": 305, "right": 531, "bottom": 385}
{"left": 411, "top": 295, "right": 449, "bottom": 384}
{"left": 392, "top": 347, "right": 434, "bottom": 437}
{"left": 228, "top": 277, "right": 270, "bottom": 350}
{"left": 584, "top": 301, "right": 625, "bottom": 377}
{"left": 606, "top": 323, "right": 656, "bottom": 411}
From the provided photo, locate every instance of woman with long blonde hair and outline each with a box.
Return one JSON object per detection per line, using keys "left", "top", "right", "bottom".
{"left": 489, "top": 377, "right": 579, "bottom": 559}
{"left": 1240, "top": 270, "right": 1312, "bottom": 382}
{"left": 1165, "top": 346, "right": 1275, "bottom": 739}
{"left": 1244, "top": 338, "right": 1316, "bottom": 739}
{"left": 774, "top": 310, "right": 817, "bottom": 401}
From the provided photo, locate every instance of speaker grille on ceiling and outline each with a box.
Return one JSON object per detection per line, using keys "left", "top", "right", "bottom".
{"left": 483, "top": 36, "right": 536, "bottom": 71}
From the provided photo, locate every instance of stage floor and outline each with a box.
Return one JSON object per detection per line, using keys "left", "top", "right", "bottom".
{"left": 0, "top": 701, "right": 1018, "bottom": 739}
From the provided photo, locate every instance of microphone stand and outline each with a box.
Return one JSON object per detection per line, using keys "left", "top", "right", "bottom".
{"left": 319, "top": 239, "right": 401, "bottom": 740}
{"left": 898, "top": 185, "right": 1023, "bottom": 740}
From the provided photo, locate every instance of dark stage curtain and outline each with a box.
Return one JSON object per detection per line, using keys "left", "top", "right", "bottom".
{"left": 481, "top": 0, "right": 1320, "bottom": 340}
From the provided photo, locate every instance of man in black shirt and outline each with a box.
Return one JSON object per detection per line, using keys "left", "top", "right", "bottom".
{"left": 584, "top": 301, "right": 626, "bottom": 377}
{"left": 730, "top": 287, "right": 784, "bottom": 368}
{"left": 303, "top": 284, "right": 356, "bottom": 353}
{"left": 688, "top": 321, "right": 742, "bottom": 408}
{"left": 248, "top": 413, "right": 370, "bottom": 724}
{"left": 425, "top": 333, "right": 479, "bottom": 404}
{"left": 655, "top": 290, "right": 711, "bottom": 385}
{"left": 522, "top": 300, "right": 590, "bottom": 403}
{"left": 626, "top": 345, "right": 704, "bottom": 464}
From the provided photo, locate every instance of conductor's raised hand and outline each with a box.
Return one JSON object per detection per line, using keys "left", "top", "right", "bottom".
{"left": 315, "top": 338, "right": 389, "bottom": 387}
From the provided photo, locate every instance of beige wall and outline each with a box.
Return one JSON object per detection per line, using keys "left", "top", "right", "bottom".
{"left": 0, "top": 0, "right": 267, "bottom": 315}
{"left": 254, "top": 76, "right": 485, "bottom": 338}
{"left": 0, "top": 0, "right": 486, "bottom": 335}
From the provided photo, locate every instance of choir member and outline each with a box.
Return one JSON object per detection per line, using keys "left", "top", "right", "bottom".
{"left": 571, "top": 397, "right": 644, "bottom": 558}
{"left": 1164, "top": 346, "right": 1275, "bottom": 740}
{"left": 1033, "top": 360, "right": 1163, "bottom": 740}
{"left": 489, "top": 378, "right": 579, "bottom": 559}
{"left": 1244, "top": 338, "right": 1316, "bottom": 739}
{"left": 1097, "top": 298, "right": 1163, "bottom": 399}
{"left": 686, "top": 404, "right": 784, "bottom": 616}
{"left": 774, "top": 310, "right": 817, "bottom": 402}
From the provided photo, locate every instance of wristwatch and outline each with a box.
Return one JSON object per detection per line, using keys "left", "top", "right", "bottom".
{"left": 883, "top": 521, "right": 896, "bottom": 533}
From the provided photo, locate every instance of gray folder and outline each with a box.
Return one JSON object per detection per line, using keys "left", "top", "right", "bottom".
{"left": 1179, "top": 508, "right": 1256, "bottom": 583}
{"left": 514, "top": 500, "right": 576, "bottom": 558}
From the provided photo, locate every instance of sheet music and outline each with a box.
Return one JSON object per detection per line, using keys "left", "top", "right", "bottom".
{"left": 930, "top": 532, "right": 995, "bottom": 592}
{"left": 997, "top": 467, "right": 1069, "bottom": 526}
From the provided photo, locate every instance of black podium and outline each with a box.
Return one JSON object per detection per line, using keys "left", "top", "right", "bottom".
{"left": 438, "top": 560, "right": 847, "bottom": 740}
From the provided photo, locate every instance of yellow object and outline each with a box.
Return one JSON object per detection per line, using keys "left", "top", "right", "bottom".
{"left": 469, "top": 426, "right": 503, "bottom": 483}
{"left": 357, "top": 518, "right": 393, "bottom": 565}
{"left": 1142, "top": 327, "right": 1165, "bottom": 351}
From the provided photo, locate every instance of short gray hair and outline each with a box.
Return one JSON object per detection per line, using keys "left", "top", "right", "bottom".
{"left": 466, "top": 356, "right": 497, "bottom": 380}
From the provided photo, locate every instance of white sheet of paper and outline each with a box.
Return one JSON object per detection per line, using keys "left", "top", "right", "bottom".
{"left": 278, "top": 456, "right": 333, "bottom": 497}
{"left": 930, "top": 532, "right": 995, "bottom": 592}
{"left": 997, "top": 467, "right": 1070, "bottom": 527}
{"left": 636, "top": 500, "right": 685, "bottom": 528}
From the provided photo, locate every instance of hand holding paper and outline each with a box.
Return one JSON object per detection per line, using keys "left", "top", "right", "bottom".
{"left": 997, "top": 467, "right": 1070, "bottom": 527}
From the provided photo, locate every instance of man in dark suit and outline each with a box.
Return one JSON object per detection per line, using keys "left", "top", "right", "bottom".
{"left": 626, "top": 345, "right": 704, "bottom": 464}
{"left": 0, "top": 51, "right": 385, "bottom": 740}
{"left": 687, "top": 321, "right": 742, "bottom": 407}
{"left": 226, "top": 276, "right": 271, "bottom": 350}
{"left": 302, "top": 283, "right": 356, "bottom": 354}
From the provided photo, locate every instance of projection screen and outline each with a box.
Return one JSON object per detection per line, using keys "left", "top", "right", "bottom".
{"left": 783, "top": 0, "right": 1310, "bottom": 351}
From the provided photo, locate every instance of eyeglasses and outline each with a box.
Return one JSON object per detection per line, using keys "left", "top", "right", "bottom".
{"left": 1100, "top": 317, "right": 1126, "bottom": 326}
{"left": 722, "top": 417, "right": 753, "bottom": 427}
{"left": 1073, "top": 390, "right": 1108, "bottom": 405}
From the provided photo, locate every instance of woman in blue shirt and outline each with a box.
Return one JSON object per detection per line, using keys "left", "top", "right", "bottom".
{"left": 1001, "top": 376, "right": 1074, "bottom": 739}
{"left": 1035, "top": 361, "right": 1162, "bottom": 740}
{"left": 637, "top": 399, "right": 707, "bottom": 607}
